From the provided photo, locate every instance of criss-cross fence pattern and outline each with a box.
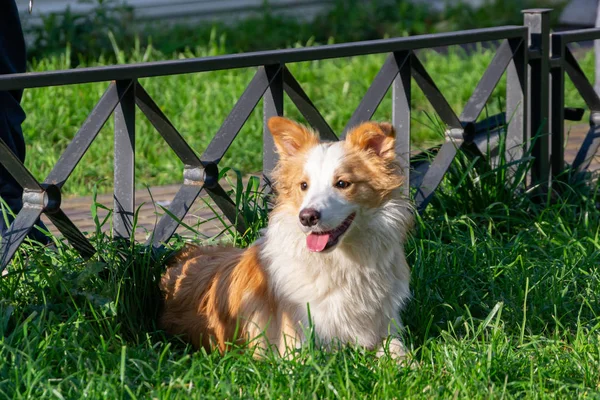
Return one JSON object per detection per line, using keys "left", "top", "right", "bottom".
{"left": 0, "top": 9, "right": 598, "bottom": 271}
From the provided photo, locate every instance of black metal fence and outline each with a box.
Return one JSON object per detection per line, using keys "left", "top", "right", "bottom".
{"left": 0, "top": 8, "right": 598, "bottom": 271}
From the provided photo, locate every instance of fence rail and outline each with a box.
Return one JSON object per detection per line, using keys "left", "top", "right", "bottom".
{"left": 0, "top": 26, "right": 526, "bottom": 91}
{"left": 0, "top": 8, "right": 598, "bottom": 271}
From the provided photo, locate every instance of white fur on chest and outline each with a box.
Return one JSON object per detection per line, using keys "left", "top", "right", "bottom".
{"left": 259, "top": 200, "right": 412, "bottom": 350}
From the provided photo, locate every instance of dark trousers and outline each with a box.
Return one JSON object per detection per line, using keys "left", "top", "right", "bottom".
{"left": 0, "top": 0, "right": 48, "bottom": 243}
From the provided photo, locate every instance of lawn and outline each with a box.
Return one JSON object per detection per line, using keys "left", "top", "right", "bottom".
{"left": 1, "top": 153, "right": 599, "bottom": 398}
{"left": 19, "top": 40, "right": 595, "bottom": 197}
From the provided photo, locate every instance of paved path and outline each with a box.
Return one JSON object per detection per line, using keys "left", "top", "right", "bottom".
{"left": 41, "top": 123, "right": 597, "bottom": 241}
{"left": 565, "top": 123, "right": 597, "bottom": 169}
{"left": 41, "top": 180, "right": 255, "bottom": 242}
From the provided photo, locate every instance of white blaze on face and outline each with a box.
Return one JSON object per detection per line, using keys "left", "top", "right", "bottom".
{"left": 300, "top": 142, "right": 356, "bottom": 231}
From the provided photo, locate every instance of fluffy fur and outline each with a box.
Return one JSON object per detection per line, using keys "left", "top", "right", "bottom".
{"left": 159, "top": 117, "right": 414, "bottom": 359}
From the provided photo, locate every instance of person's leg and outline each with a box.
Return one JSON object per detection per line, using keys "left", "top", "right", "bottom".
{"left": 0, "top": 0, "right": 49, "bottom": 243}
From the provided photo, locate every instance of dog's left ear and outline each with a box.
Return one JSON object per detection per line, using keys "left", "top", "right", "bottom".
{"left": 346, "top": 122, "right": 396, "bottom": 161}
{"left": 267, "top": 116, "right": 318, "bottom": 158}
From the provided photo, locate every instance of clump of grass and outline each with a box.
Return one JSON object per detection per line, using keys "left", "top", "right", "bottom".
{"left": 425, "top": 113, "right": 535, "bottom": 224}
{"left": 211, "top": 168, "right": 270, "bottom": 247}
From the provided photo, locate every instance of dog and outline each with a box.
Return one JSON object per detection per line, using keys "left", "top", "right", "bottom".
{"left": 159, "top": 116, "right": 414, "bottom": 360}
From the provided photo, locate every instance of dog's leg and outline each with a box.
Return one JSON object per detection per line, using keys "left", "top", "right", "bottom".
{"left": 376, "top": 337, "right": 406, "bottom": 359}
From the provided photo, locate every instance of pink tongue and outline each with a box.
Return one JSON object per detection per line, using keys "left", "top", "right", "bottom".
{"left": 306, "top": 233, "right": 331, "bottom": 252}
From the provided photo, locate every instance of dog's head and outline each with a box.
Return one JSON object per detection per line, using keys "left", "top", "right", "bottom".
{"left": 267, "top": 116, "right": 405, "bottom": 253}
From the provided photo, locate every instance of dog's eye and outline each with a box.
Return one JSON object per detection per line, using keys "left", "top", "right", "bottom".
{"left": 335, "top": 180, "right": 351, "bottom": 189}
{"left": 300, "top": 182, "right": 308, "bottom": 191}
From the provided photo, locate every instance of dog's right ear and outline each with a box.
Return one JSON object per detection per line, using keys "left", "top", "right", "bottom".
{"left": 267, "top": 117, "right": 318, "bottom": 158}
{"left": 346, "top": 121, "right": 396, "bottom": 162}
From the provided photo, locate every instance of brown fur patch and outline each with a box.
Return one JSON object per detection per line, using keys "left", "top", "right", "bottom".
{"left": 267, "top": 117, "right": 319, "bottom": 159}
{"left": 339, "top": 122, "right": 404, "bottom": 208}
{"left": 268, "top": 117, "right": 320, "bottom": 211}
{"left": 346, "top": 122, "right": 396, "bottom": 161}
{"left": 271, "top": 153, "right": 311, "bottom": 213}
{"left": 159, "top": 244, "right": 273, "bottom": 353}
{"left": 334, "top": 152, "right": 403, "bottom": 209}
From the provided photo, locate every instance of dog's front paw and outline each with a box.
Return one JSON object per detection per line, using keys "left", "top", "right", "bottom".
{"left": 376, "top": 338, "right": 416, "bottom": 368}
{"left": 376, "top": 337, "right": 406, "bottom": 358}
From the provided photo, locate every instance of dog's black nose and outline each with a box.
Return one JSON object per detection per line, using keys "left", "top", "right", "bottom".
{"left": 299, "top": 208, "right": 321, "bottom": 227}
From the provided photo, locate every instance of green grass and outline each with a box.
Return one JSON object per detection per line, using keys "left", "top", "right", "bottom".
{"left": 5, "top": 29, "right": 600, "bottom": 397}
{"left": 20, "top": 40, "right": 595, "bottom": 197}
{"left": 2, "top": 139, "right": 600, "bottom": 397}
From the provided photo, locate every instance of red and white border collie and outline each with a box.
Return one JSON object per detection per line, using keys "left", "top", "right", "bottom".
{"left": 159, "top": 117, "right": 414, "bottom": 359}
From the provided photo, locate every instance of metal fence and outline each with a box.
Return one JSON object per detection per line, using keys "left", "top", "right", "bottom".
{"left": 0, "top": 8, "right": 598, "bottom": 271}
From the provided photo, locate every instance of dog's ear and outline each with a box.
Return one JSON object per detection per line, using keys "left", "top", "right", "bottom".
{"left": 267, "top": 117, "right": 318, "bottom": 158}
{"left": 346, "top": 122, "right": 396, "bottom": 161}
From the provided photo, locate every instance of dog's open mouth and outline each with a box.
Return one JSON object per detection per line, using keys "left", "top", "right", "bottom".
{"left": 306, "top": 213, "right": 356, "bottom": 252}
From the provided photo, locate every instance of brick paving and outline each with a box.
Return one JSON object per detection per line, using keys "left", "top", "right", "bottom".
{"left": 41, "top": 179, "right": 256, "bottom": 241}
{"left": 564, "top": 123, "right": 599, "bottom": 170}
{"left": 41, "top": 123, "right": 597, "bottom": 241}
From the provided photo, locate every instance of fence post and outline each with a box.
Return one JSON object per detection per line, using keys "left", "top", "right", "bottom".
{"left": 523, "top": 9, "right": 552, "bottom": 189}
{"left": 550, "top": 33, "right": 565, "bottom": 178}
{"left": 113, "top": 79, "right": 136, "bottom": 239}
{"left": 505, "top": 36, "right": 528, "bottom": 176}
{"left": 263, "top": 64, "right": 284, "bottom": 185}
{"left": 392, "top": 51, "right": 411, "bottom": 198}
